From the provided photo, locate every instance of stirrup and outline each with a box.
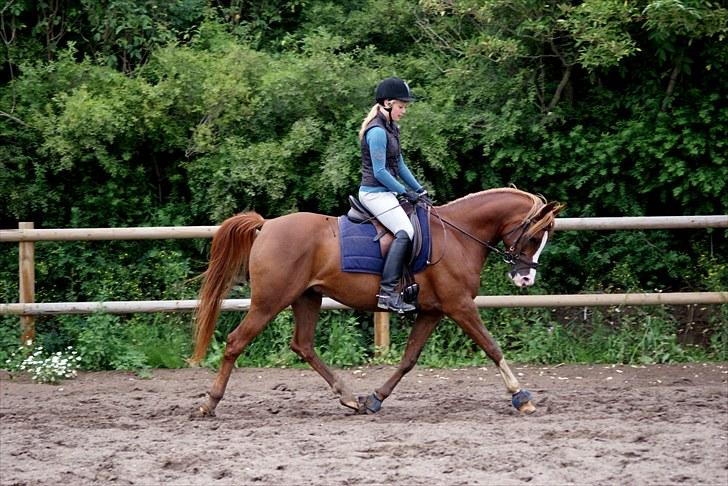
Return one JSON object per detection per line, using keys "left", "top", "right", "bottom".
{"left": 377, "top": 293, "right": 417, "bottom": 314}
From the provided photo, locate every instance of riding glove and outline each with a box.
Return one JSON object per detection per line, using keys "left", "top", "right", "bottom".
{"left": 416, "top": 188, "right": 433, "bottom": 205}
{"left": 402, "top": 190, "right": 421, "bottom": 204}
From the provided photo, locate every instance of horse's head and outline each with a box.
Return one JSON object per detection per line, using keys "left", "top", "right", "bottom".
{"left": 501, "top": 200, "right": 563, "bottom": 288}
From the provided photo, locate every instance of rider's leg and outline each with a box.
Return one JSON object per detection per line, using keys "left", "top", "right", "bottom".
{"left": 358, "top": 191, "right": 416, "bottom": 313}
{"left": 377, "top": 230, "right": 416, "bottom": 312}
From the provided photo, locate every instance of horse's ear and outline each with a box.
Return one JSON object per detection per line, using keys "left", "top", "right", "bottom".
{"left": 537, "top": 201, "right": 564, "bottom": 220}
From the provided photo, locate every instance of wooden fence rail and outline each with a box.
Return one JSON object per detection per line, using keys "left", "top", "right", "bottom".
{"left": 1, "top": 292, "right": 726, "bottom": 316}
{"left": 2, "top": 215, "right": 727, "bottom": 347}
{"left": 2, "top": 215, "right": 727, "bottom": 242}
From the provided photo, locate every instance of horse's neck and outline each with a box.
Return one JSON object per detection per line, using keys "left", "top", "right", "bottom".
{"left": 440, "top": 193, "right": 523, "bottom": 243}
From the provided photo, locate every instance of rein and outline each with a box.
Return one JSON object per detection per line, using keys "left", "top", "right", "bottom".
{"left": 353, "top": 196, "right": 540, "bottom": 269}
{"left": 356, "top": 202, "right": 405, "bottom": 225}
{"left": 420, "top": 200, "right": 538, "bottom": 268}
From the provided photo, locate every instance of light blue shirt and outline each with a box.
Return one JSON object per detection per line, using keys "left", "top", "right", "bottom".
{"left": 360, "top": 127, "right": 423, "bottom": 193}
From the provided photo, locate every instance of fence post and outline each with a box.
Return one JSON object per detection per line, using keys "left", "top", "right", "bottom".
{"left": 374, "top": 312, "right": 390, "bottom": 355}
{"left": 19, "top": 222, "right": 35, "bottom": 343}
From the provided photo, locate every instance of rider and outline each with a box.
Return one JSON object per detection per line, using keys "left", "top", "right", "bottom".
{"left": 358, "top": 76, "right": 427, "bottom": 313}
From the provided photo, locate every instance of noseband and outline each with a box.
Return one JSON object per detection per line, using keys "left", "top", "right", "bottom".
{"left": 501, "top": 220, "right": 541, "bottom": 270}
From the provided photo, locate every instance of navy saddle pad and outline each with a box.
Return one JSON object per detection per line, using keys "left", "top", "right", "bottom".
{"left": 338, "top": 206, "right": 431, "bottom": 275}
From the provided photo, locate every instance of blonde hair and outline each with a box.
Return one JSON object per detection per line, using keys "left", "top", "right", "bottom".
{"left": 358, "top": 104, "right": 381, "bottom": 141}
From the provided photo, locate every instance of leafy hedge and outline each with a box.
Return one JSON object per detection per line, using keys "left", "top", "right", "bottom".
{"left": 1, "top": 1, "right": 726, "bottom": 369}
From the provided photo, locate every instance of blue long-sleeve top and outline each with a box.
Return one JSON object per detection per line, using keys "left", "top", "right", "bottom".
{"left": 360, "top": 127, "right": 423, "bottom": 194}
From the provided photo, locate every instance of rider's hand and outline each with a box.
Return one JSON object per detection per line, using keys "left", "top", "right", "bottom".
{"left": 415, "top": 188, "right": 432, "bottom": 205}
{"left": 402, "top": 190, "right": 420, "bottom": 205}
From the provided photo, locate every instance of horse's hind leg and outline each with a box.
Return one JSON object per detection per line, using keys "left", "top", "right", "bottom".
{"left": 198, "top": 305, "right": 278, "bottom": 416}
{"left": 290, "top": 291, "right": 359, "bottom": 411}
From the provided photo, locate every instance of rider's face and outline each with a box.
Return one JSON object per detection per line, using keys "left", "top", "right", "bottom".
{"left": 387, "top": 101, "right": 409, "bottom": 121}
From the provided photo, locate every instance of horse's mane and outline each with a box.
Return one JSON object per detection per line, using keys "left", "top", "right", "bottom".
{"left": 442, "top": 187, "right": 558, "bottom": 238}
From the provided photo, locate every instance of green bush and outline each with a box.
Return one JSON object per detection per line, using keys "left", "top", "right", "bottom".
{"left": 1, "top": 0, "right": 725, "bottom": 371}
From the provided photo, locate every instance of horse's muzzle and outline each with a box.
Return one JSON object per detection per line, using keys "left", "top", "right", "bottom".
{"left": 509, "top": 269, "right": 537, "bottom": 287}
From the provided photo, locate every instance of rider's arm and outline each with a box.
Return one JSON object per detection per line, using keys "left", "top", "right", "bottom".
{"left": 366, "top": 127, "right": 406, "bottom": 193}
{"left": 398, "top": 154, "right": 423, "bottom": 192}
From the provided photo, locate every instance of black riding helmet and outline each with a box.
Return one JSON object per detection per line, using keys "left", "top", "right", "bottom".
{"left": 375, "top": 77, "right": 416, "bottom": 105}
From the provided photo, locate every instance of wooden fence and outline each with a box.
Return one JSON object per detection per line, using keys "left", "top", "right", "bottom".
{"left": 1, "top": 215, "right": 727, "bottom": 348}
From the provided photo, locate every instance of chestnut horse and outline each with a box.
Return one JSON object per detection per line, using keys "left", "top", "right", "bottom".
{"left": 191, "top": 188, "right": 562, "bottom": 416}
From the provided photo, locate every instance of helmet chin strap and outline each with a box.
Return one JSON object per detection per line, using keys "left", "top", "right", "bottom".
{"left": 381, "top": 101, "right": 394, "bottom": 122}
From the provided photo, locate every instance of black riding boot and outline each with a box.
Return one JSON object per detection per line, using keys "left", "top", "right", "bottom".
{"left": 377, "top": 230, "right": 417, "bottom": 313}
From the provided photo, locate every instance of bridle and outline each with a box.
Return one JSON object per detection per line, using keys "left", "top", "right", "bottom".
{"left": 421, "top": 198, "right": 542, "bottom": 269}
{"left": 501, "top": 220, "right": 542, "bottom": 270}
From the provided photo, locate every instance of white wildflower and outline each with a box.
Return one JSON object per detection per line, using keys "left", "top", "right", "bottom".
{"left": 7, "top": 343, "right": 81, "bottom": 384}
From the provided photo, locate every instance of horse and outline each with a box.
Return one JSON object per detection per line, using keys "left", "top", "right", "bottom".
{"left": 190, "top": 187, "right": 563, "bottom": 416}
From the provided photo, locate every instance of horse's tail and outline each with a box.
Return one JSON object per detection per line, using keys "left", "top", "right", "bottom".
{"left": 190, "top": 212, "right": 266, "bottom": 364}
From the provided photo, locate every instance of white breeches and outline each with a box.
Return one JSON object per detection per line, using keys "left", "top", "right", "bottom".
{"left": 358, "top": 191, "right": 414, "bottom": 240}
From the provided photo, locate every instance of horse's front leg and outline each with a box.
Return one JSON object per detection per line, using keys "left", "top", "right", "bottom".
{"left": 447, "top": 300, "right": 536, "bottom": 414}
{"left": 496, "top": 357, "right": 536, "bottom": 413}
{"left": 358, "top": 311, "right": 442, "bottom": 414}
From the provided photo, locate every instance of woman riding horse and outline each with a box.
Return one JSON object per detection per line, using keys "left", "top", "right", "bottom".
{"left": 191, "top": 185, "right": 562, "bottom": 416}
{"left": 358, "top": 77, "right": 428, "bottom": 313}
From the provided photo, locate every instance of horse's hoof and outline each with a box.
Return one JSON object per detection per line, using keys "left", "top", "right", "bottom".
{"left": 512, "top": 390, "right": 535, "bottom": 414}
{"left": 197, "top": 404, "right": 216, "bottom": 418}
{"left": 357, "top": 393, "right": 383, "bottom": 414}
{"left": 519, "top": 401, "right": 536, "bottom": 414}
{"left": 355, "top": 396, "right": 368, "bottom": 414}
{"left": 339, "top": 396, "right": 360, "bottom": 411}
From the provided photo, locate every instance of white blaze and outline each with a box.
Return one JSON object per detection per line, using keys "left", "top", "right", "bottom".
{"left": 510, "top": 231, "right": 548, "bottom": 287}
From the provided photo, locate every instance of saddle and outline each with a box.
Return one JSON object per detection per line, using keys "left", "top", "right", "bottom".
{"left": 346, "top": 195, "right": 425, "bottom": 265}
{"left": 339, "top": 196, "right": 430, "bottom": 304}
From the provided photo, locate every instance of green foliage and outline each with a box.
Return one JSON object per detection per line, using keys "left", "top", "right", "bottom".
{"left": 1, "top": 0, "right": 726, "bottom": 370}
{"left": 643, "top": 0, "right": 728, "bottom": 40}
{"left": 73, "top": 314, "right": 147, "bottom": 370}
{"left": 0, "top": 313, "right": 194, "bottom": 372}
{"left": 318, "top": 313, "right": 367, "bottom": 367}
{"left": 124, "top": 316, "right": 191, "bottom": 369}
{"left": 193, "top": 311, "right": 365, "bottom": 369}
{"left": 0, "top": 319, "right": 21, "bottom": 365}
{"left": 708, "top": 305, "right": 728, "bottom": 361}
{"left": 233, "top": 312, "right": 300, "bottom": 367}
{"left": 418, "top": 319, "right": 486, "bottom": 367}
{"left": 600, "top": 314, "right": 687, "bottom": 364}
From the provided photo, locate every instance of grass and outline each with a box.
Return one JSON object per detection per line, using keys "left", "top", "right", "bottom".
{"left": 1, "top": 304, "right": 725, "bottom": 374}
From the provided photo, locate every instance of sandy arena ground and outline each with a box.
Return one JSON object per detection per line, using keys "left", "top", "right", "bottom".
{"left": 1, "top": 363, "right": 727, "bottom": 485}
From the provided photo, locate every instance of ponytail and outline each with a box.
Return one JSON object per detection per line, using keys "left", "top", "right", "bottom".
{"left": 358, "top": 104, "right": 381, "bottom": 142}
